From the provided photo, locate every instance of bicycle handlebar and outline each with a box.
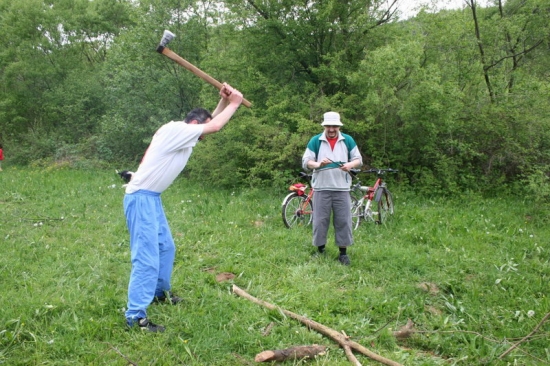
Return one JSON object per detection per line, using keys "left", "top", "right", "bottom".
{"left": 298, "top": 171, "right": 313, "bottom": 183}
{"left": 360, "top": 168, "right": 398, "bottom": 174}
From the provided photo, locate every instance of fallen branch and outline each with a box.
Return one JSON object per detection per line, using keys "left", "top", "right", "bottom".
{"left": 232, "top": 285, "right": 402, "bottom": 366}
{"left": 343, "top": 344, "right": 362, "bottom": 366}
{"left": 341, "top": 331, "right": 362, "bottom": 366}
{"left": 103, "top": 342, "right": 137, "bottom": 366}
{"left": 261, "top": 322, "right": 274, "bottom": 336}
{"left": 255, "top": 345, "right": 326, "bottom": 362}
{"left": 498, "top": 312, "right": 550, "bottom": 360}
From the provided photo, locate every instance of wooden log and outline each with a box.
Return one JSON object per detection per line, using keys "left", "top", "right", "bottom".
{"left": 232, "top": 285, "right": 402, "bottom": 366}
{"left": 255, "top": 345, "right": 326, "bottom": 362}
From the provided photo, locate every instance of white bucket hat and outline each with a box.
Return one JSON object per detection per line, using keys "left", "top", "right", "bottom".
{"left": 321, "top": 111, "right": 343, "bottom": 126}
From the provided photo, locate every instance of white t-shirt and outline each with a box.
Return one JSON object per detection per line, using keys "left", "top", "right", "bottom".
{"left": 125, "top": 121, "right": 204, "bottom": 194}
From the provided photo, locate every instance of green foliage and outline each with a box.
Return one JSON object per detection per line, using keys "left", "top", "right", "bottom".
{"left": 0, "top": 0, "right": 135, "bottom": 140}
{"left": 186, "top": 114, "right": 308, "bottom": 188}
{"left": 97, "top": 113, "right": 156, "bottom": 164}
{"left": 522, "top": 165, "right": 550, "bottom": 203}
{"left": 5, "top": 129, "right": 109, "bottom": 169}
{"left": 43, "top": 69, "right": 107, "bottom": 142}
{"left": 1, "top": 168, "right": 549, "bottom": 365}
{"left": 1, "top": 0, "right": 549, "bottom": 193}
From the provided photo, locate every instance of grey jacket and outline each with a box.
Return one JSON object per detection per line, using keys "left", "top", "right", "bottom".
{"left": 302, "top": 132, "right": 362, "bottom": 191}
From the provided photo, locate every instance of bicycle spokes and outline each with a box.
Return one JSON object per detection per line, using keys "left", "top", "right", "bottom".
{"left": 282, "top": 193, "right": 313, "bottom": 228}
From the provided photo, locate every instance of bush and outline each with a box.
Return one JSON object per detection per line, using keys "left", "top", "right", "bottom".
{"left": 186, "top": 115, "right": 311, "bottom": 188}
{"left": 522, "top": 165, "right": 550, "bottom": 203}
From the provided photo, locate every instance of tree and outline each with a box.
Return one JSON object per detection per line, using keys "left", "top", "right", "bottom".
{"left": 0, "top": 0, "right": 135, "bottom": 161}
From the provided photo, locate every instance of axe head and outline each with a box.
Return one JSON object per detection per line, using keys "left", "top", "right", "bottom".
{"left": 156, "top": 30, "right": 175, "bottom": 53}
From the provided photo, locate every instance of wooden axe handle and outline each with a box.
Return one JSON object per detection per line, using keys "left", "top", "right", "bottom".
{"left": 160, "top": 47, "right": 252, "bottom": 108}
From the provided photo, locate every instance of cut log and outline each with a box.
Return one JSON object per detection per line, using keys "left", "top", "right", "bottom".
{"left": 232, "top": 285, "right": 402, "bottom": 366}
{"left": 255, "top": 345, "right": 326, "bottom": 362}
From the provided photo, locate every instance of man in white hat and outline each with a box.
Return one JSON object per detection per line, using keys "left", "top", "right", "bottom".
{"left": 302, "top": 112, "right": 363, "bottom": 265}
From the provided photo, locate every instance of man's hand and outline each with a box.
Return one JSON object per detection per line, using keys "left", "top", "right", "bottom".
{"left": 339, "top": 161, "right": 359, "bottom": 172}
{"left": 220, "top": 83, "right": 243, "bottom": 106}
{"left": 219, "top": 83, "right": 232, "bottom": 99}
{"left": 306, "top": 158, "right": 331, "bottom": 169}
{"left": 318, "top": 158, "right": 332, "bottom": 169}
{"left": 339, "top": 162, "right": 352, "bottom": 172}
{"left": 204, "top": 83, "right": 243, "bottom": 135}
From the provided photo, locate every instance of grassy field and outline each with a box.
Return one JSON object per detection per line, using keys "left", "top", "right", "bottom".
{"left": 0, "top": 167, "right": 549, "bottom": 365}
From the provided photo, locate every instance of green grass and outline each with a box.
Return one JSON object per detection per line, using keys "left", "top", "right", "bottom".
{"left": 1, "top": 167, "right": 549, "bottom": 365}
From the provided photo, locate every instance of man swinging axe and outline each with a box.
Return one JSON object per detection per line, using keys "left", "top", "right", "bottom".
{"left": 122, "top": 32, "right": 244, "bottom": 332}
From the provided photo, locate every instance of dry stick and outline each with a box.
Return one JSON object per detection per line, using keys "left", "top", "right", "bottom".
{"left": 342, "top": 331, "right": 362, "bottom": 366}
{"left": 104, "top": 342, "right": 138, "bottom": 366}
{"left": 515, "top": 346, "right": 549, "bottom": 364}
{"left": 261, "top": 322, "right": 275, "bottom": 337}
{"left": 343, "top": 344, "right": 362, "bottom": 366}
{"left": 498, "top": 312, "right": 550, "bottom": 360}
{"left": 232, "top": 285, "right": 402, "bottom": 366}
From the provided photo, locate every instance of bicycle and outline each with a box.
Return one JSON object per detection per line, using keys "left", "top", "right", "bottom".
{"left": 350, "top": 168, "right": 398, "bottom": 230}
{"left": 281, "top": 172, "right": 313, "bottom": 228}
{"left": 281, "top": 171, "right": 361, "bottom": 229}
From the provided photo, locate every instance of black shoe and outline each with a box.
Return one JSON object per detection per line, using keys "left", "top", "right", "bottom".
{"left": 137, "top": 318, "right": 165, "bottom": 333}
{"left": 338, "top": 254, "right": 350, "bottom": 266}
{"left": 153, "top": 291, "right": 183, "bottom": 305}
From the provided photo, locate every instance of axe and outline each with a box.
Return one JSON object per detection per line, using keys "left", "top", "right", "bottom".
{"left": 156, "top": 30, "right": 252, "bottom": 108}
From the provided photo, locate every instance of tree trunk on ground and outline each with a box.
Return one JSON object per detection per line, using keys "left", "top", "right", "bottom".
{"left": 255, "top": 345, "right": 327, "bottom": 362}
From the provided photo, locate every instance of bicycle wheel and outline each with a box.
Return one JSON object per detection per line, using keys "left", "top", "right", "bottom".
{"left": 350, "top": 195, "right": 361, "bottom": 230}
{"left": 375, "top": 188, "right": 394, "bottom": 224}
{"left": 282, "top": 192, "right": 313, "bottom": 228}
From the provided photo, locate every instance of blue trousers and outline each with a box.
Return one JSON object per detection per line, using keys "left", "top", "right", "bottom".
{"left": 123, "top": 190, "right": 175, "bottom": 323}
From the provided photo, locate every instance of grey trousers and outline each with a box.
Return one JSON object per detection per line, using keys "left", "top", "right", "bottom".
{"left": 312, "top": 190, "right": 353, "bottom": 247}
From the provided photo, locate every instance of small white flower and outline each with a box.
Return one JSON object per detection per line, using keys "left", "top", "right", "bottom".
{"left": 518, "top": 228, "right": 523, "bottom": 233}
{"left": 529, "top": 234, "right": 534, "bottom": 238}
{"left": 527, "top": 310, "right": 535, "bottom": 318}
